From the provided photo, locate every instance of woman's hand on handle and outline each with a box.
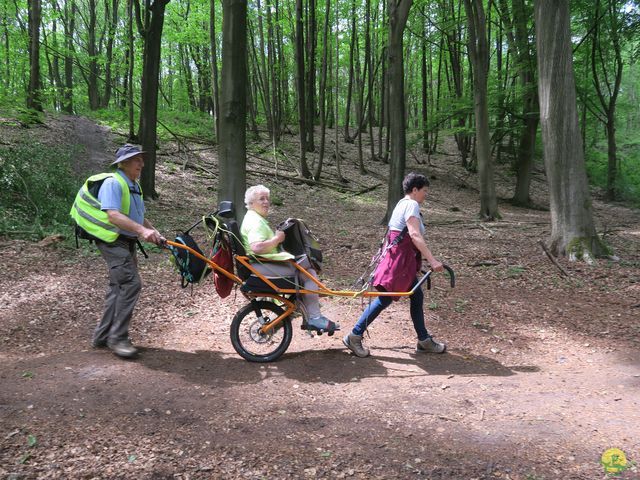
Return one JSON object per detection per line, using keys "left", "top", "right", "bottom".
{"left": 429, "top": 260, "right": 444, "bottom": 273}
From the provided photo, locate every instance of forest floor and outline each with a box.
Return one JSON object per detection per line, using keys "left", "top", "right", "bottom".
{"left": 0, "top": 114, "right": 639, "bottom": 479}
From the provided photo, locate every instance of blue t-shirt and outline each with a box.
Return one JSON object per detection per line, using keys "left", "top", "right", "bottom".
{"left": 388, "top": 198, "right": 425, "bottom": 234}
{"left": 98, "top": 169, "right": 145, "bottom": 237}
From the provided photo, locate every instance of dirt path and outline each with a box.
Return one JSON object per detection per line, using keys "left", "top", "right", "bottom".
{"left": 1, "top": 116, "right": 639, "bottom": 479}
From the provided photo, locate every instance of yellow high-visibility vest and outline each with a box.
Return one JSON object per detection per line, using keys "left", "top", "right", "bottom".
{"left": 70, "top": 172, "right": 142, "bottom": 243}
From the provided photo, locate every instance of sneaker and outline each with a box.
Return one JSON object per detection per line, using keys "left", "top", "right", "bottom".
{"left": 342, "top": 333, "right": 370, "bottom": 358}
{"left": 307, "top": 315, "right": 340, "bottom": 333}
{"left": 416, "top": 337, "right": 446, "bottom": 354}
{"left": 108, "top": 339, "right": 139, "bottom": 358}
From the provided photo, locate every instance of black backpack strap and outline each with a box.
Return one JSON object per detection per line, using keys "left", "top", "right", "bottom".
{"left": 390, "top": 226, "right": 408, "bottom": 247}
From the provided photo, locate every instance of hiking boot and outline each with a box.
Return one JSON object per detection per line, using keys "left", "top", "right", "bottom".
{"left": 342, "top": 333, "right": 370, "bottom": 358}
{"left": 307, "top": 315, "right": 340, "bottom": 333}
{"left": 108, "top": 339, "right": 139, "bottom": 358}
{"left": 91, "top": 338, "right": 107, "bottom": 349}
{"left": 416, "top": 337, "right": 446, "bottom": 354}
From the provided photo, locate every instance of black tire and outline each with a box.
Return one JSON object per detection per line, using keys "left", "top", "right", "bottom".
{"left": 230, "top": 300, "right": 293, "bottom": 362}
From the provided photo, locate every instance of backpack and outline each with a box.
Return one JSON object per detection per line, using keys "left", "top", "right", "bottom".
{"left": 277, "top": 218, "right": 323, "bottom": 271}
{"left": 168, "top": 232, "right": 212, "bottom": 288}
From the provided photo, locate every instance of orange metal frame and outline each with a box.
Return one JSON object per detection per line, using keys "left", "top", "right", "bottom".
{"left": 166, "top": 239, "right": 419, "bottom": 335}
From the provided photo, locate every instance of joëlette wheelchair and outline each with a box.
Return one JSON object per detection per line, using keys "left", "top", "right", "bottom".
{"left": 166, "top": 201, "right": 455, "bottom": 363}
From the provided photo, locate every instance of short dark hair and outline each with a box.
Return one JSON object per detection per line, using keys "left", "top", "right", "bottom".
{"left": 402, "top": 172, "right": 430, "bottom": 194}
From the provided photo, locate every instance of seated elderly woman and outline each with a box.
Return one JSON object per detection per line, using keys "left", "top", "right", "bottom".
{"left": 240, "top": 185, "right": 339, "bottom": 333}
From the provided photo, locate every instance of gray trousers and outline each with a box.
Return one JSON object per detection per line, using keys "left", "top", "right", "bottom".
{"left": 93, "top": 239, "right": 142, "bottom": 345}
{"left": 250, "top": 255, "right": 321, "bottom": 318}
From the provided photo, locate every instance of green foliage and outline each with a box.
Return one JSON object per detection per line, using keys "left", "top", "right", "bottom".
{"left": 585, "top": 140, "right": 640, "bottom": 207}
{"left": 87, "top": 108, "right": 133, "bottom": 131}
{"left": 158, "top": 110, "right": 216, "bottom": 141}
{"left": 0, "top": 141, "right": 79, "bottom": 238}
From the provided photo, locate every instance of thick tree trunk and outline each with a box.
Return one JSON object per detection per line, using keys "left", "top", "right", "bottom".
{"left": 384, "top": 0, "right": 411, "bottom": 221}
{"left": 218, "top": 0, "right": 247, "bottom": 220}
{"left": 535, "top": 0, "right": 606, "bottom": 261}
{"left": 464, "top": 0, "right": 499, "bottom": 220}
{"left": 136, "top": 0, "right": 169, "bottom": 199}
{"left": 26, "top": 0, "right": 42, "bottom": 111}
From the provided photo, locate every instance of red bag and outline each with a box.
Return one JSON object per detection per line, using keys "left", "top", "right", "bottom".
{"left": 211, "top": 240, "right": 234, "bottom": 298}
{"left": 372, "top": 230, "right": 421, "bottom": 300}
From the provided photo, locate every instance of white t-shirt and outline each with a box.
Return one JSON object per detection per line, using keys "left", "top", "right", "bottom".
{"left": 388, "top": 198, "right": 425, "bottom": 234}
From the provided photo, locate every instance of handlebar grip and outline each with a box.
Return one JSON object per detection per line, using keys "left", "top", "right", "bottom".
{"left": 443, "top": 264, "right": 455, "bottom": 288}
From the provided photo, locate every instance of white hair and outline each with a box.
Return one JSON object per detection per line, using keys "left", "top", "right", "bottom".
{"left": 244, "top": 185, "right": 270, "bottom": 209}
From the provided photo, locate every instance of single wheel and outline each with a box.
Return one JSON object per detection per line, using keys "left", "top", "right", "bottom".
{"left": 230, "top": 300, "right": 293, "bottom": 362}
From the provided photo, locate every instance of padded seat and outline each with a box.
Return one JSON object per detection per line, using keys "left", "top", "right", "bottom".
{"left": 240, "top": 275, "right": 299, "bottom": 294}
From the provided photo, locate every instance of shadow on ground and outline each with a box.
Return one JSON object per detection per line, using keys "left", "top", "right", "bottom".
{"left": 138, "top": 346, "right": 539, "bottom": 387}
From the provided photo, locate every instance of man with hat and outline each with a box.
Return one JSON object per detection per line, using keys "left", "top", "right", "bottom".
{"left": 91, "top": 144, "right": 165, "bottom": 358}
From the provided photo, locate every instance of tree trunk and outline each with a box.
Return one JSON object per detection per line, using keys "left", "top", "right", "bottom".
{"left": 136, "top": 0, "right": 170, "bottom": 199}
{"left": 441, "top": 0, "right": 470, "bottom": 167}
{"left": 266, "top": 0, "right": 281, "bottom": 141}
{"left": 126, "top": 0, "right": 135, "bottom": 139}
{"left": 535, "top": 0, "right": 606, "bottom": 261}
{"left": 46, "top": 18, "right": 63, "bottom": 111}
{"left": 87, "top": 0, "right": 100, "bottom": 110}
{"left": 333, "top": 0, "right": 344, "bottom": 183}
{"left": 314, "top": 0, "right": 331, "bottom": 180}
{"left": 384, "top": 0, "right": 411, "bottom": 221}
{"left": 218, "top": 0, "right": 247, "bottom": 220}
{"left": 305, "top": 0, "right": 316, "bottom": 152}
{"left": 2, "top": 2, "right": 10, "bottom": 91}
{"left": 591, "top": 0, "right": 623, "bottom": 201}
{"left": 464, "top": 0, "right": 499, "bottom": 220}
{"left": 507, "top": 0, "right": 539, "bottom": 206}
{"left": 26, "top": 0, "right": 42, "bottom": 111}
{"left": 101, "top": 0, "right": 118, "bottom": 108}
{"left": 343, "top": 0, "right": 357, "bottom": 143}
{"left": 210, "top": 0, "right": 220, "bottom": 139}
{"left": 179, "top": 44, "right": 197, "bottom": 110}
{"left": 295, "top": 0, "right": 311, "bottom": 178}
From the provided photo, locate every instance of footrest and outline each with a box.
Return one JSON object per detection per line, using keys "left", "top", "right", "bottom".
{"left": 300, "top": 323, "right": 337, "bottom": 336}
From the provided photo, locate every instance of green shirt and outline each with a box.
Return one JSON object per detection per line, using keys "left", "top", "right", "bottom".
{"left": 240, "top": 209, "right": 294, "bottom": 261}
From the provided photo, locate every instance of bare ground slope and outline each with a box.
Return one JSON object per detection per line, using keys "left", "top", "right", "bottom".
{"left": 1, "top": 116, "right": 639, "bottom": 479}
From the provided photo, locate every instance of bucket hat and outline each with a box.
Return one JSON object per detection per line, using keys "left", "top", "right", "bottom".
{"left": 112, "top": 144, "right": 145, "bottom": 166}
